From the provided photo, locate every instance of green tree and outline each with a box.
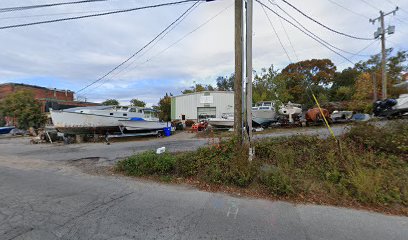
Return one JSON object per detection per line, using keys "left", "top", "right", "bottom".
{"left": 216, "top": 74, "right": 234, "bottom": 91}
{"left": 130, "top": 98, "right": 146, "bottom": 107}
{"left": 182, "top": 84, "right": 215, "bottom": 94}
{"left": 253, "top": 65, "right": 278, "bottom": 103}
{"left": 0, "top": 90, "right": 46, "bottom": 129}
{"left": 157, "top": 93, "right": 172, "bottom": 121}
{"left": 102, "top": 99, "right": 119, "bottom": 106}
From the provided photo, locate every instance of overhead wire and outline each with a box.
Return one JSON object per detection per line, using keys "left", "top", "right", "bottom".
{"left": 0, "top": 0, "right": 203, "bottom": 30}
{"left": 76, "top": 0, "right": 201, "bottom": 94}
{"left": 267, "top": 1, "right": 371, "bottom": 57}
{"left": 325, "top": 0, "right": 370, "bottom": 19}
{"left": 279, "top": 0, "right": 373, "bottom": 40}
{"left": 90, "top": 2, "right": 233, "bottom": 91}
{"left": 0, "top": 0, "right": 109, "bottom": 13}
{"left": 258, "top": 0, "right": 359, "bottom": 63}
{"left": 261, "top": 4, "right": 292, "bottom": 62}
{"left": 83, "top": 0, "right": 204, "bottom": 93}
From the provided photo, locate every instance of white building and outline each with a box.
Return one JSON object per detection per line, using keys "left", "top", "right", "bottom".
{"left": 171, "top": 91, "right": 234, "bottom": 122}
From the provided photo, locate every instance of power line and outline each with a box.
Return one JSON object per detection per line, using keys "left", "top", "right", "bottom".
{"left": 279, "top": 0, "right": 373, "bottom": 40}
{"left": 89, "top": 3, "right": 233, "bottom": 92}
{"left": 76, "top": 0, "right": 201, "bottom": 94}
{"left": 267, "top": 0, "right": 298, "bottom": 61}
{"left": 82, "top": 1, "right": 203, "bottom": 93}
{"left": 0, "top": 0, "right": 109, "bottom": 13}
{"left": 338, "top": 39, "right": 379, "bottom": 65}
{"left": 256, "top": 0, "right": 355, "bottom": 64}
{"left": 267, "top": 1, "right": 371, "bottom": 57}
{"left": 261, "top": 4, "right": 292, "bottom": 62}
{"left": 357, "top": 0, "right": 380, "bottom": 11}
{"left": 325, "top": 0, "right": 370, "bottom": 19}
{"left": 0, "top": 0, "right": 204, "bottom": 30}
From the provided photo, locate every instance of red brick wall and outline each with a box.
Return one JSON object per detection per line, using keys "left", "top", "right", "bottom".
{"left": 0, "top": 84, "right": 74, "bottom": 101}
{"left": 15, "top": 85, "right": 73, "bottom": 101}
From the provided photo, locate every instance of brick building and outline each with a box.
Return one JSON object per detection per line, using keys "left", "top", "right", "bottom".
{"left": 0, "top": 83, "right": 99, "bottom": 112}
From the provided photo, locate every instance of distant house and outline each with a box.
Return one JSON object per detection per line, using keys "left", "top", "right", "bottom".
{"left": 0, "top": 83, "right": 99, "bottom": 112}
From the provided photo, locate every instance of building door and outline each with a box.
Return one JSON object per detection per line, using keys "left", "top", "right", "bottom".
{"left": 197, "top": 107, "right": 216, "bottom": 121}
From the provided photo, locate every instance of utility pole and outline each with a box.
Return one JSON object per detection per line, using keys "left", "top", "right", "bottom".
{"left": 234, "top": 0, "right": 243, "bottom": 141}
{"left": 370, "top": 7, "right": 398, "bottom": 100}
{"left": 372, "top": 72, "right": 378, "bottom": 102}
{"left": 246, "top": 0, "right": 254, "bottom": 160}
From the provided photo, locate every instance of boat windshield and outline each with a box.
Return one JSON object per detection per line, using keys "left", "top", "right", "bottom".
{"left": 143, "top": 109, "right": 159, "bottom": 119}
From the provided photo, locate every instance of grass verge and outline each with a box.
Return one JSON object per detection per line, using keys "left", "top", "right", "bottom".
{"left": 116, "top": 121, "right": 408, "bottom": 215}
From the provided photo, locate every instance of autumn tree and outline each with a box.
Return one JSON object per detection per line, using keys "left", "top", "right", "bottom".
{"left": 130, "top": 98, "right": 146, "bottom": 107}
{"left": 102, "top": 99, "right": 119, "bottom": 106}
{"left": 279, "top": 59, "right": 336, "bottom": 107}
{"left": 0, "top": 90, "right": 46, "bottom": 129}
{"left": 354, "top": 48, "right": 408, "bottom": 98}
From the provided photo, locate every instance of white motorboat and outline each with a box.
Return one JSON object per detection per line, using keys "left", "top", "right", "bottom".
{"left": 50, "top": 106, "right": 166, "bottom": 134}
{"left": 208, "top": 113, "right": 234, "bottom": 128}
{"left": 252, "top": 101, "right": 277, "bottom": 126}
{"left": 119, "top": 109, "right": 169, "bottom": 131}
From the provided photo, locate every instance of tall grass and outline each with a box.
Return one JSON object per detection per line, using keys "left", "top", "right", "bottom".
{"left": 117, "top": 121, "right": 408, "bottom": 208}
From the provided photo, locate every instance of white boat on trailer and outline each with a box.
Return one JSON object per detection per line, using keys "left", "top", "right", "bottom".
{"left": 208, "top": 113, "right": 234, "bottom": 128}
{"left": 50, "top": 106, "right": 168, "bottom": 134}
{"left": 252, "top": 101, "right": 277, "bottom": 127}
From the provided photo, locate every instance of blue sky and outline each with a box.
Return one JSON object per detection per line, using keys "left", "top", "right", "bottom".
{"left": 0, "top": 0, "right": 407, "bottom": 106}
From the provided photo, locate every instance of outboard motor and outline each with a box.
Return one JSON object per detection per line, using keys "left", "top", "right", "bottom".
{"left": 373, "top": 99, "right": 397, "bottom": 116}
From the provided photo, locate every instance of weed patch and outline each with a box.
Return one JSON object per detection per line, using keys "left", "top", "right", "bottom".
{"left": 116, "top": 121, "right": 408, "bottom": 214}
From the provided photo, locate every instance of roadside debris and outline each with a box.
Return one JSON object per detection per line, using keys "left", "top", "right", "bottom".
{"left": 156, "top": 147, "right": 166, "bottom": 154}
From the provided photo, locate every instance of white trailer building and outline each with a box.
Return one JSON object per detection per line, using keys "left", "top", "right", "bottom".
{"left": 171, "top": 91, "right": 234, "bottom": 122}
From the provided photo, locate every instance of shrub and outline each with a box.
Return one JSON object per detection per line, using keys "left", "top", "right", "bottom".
{"left": 260, "top": 165, "right": 294, "bottom": 196}
{"left": 347, "top": 121, "right": 408, "bottom": 155}
{"left": 117, "top": 151, "right": 176, "bottom": 176}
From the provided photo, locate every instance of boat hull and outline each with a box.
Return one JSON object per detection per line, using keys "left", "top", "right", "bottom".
{"left": 120, "top": 120, "right": 168, "bottom": 131}
{"left": 252, "top": 110, "right": 277, "bottom": 126}
{"left": 208, "top": 119, "right": 234, "bottom": 128}
{"left": 50, "top": 110, "right": 125, "bottom": 134}
{"left": 0, "top": 126, "right": 15, "bottom": 134}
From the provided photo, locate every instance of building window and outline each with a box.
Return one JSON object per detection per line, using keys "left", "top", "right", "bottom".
{"left": 110, "top": 113, "right": 113, "bottom": 116}
{"left": 123, "top": 113, "right": 127, "bottom": 116}
{"left": 182, "top": 115, "right": 186, "bottom": 120}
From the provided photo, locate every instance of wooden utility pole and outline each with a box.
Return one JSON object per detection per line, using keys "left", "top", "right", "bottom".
{"left": 246, "top": 0, "right": 254, "bottom": 159}
{"left": 234, "top": 0, "right": 243, "bottom": 140}
{"left": 370, "top": 7, "right": 398, "bottom": 100}
{"left": 380, "top": 11, "right": 387, "bottom": 100}
{"left": 373, "top": 72, "right": 378, "bottom": 102}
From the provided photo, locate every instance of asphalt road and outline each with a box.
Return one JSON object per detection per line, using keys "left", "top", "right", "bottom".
{"left": 0, "top": 125, "right": 351, "bottom": 163}
{"left": 1, "top": 163, "right": 407, "bottom": 240}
